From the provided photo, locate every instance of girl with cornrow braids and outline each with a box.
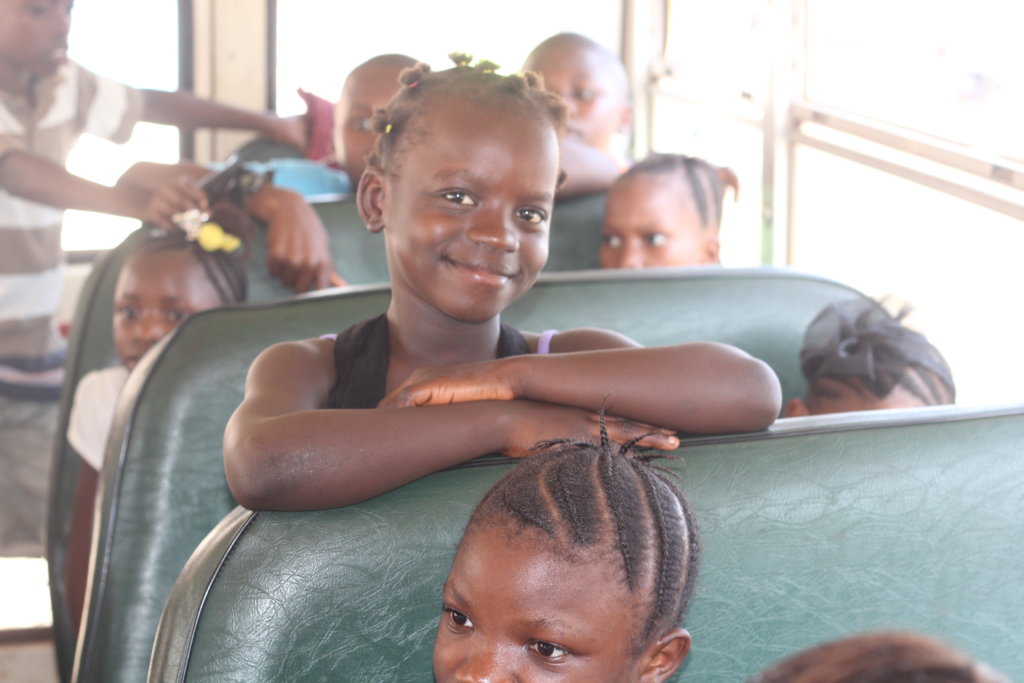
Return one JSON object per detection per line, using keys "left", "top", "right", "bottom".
{"left": 224, "top": 54, "right": 781, "bottom": 512}
{"left": 602, "top": 153, "right": 739, "bottom": 269}
{"left": 434, "top": 430, "right": 700, "bottom": 681}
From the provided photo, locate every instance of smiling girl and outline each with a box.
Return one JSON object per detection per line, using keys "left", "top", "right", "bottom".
{"left": 223, "top": 55, "right": 781, "bottom": 512}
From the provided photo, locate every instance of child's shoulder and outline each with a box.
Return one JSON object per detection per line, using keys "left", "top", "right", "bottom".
{"left": 248, "top": 337, "right": 337, "bottom": 392}
{"left": 524, "top": 326, "right": 640, "bottom": 353}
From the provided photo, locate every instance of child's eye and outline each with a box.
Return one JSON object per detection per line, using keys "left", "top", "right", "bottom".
{"left": 572, "top": 88, "right": 598, "bottom": 102}
{"left": 351, "top": 117, "right": 373, "bottom": 132}
{"left": 602, "top": 234, "right": 623, "bottom": 248}
{"left": 530, "top": 640, "right": 568, "bottom": 660}
{"left": 443, "top": 606, "right": 473, "bottom": 629}
{"left": 116, "top": 306, "right": 140, "bottom": 320}
{"left": 516, "top": 207, "right": 546, "bottom": 225}
{"left": 645, "top": 232, "right": 668, "bottom": 247}
{"left": 442, "top": 190, "right": 476, "bottom": 207}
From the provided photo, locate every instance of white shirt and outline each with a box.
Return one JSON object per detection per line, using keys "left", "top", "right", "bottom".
{"left": 67, "top": 365, "right": 129, "bottom": 471}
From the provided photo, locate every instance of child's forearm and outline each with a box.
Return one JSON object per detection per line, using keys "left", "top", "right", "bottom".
{"left": 0, "top": 150, "right": 150, "bottom": 218}
{"left": 507, "top": 343, "right": 782, "bottom": 434}
{"left": 224, "top": 401, "right": 520, "bottom": 511}
{"left": 141, "top": 90, "right": 303, "bottom": 150}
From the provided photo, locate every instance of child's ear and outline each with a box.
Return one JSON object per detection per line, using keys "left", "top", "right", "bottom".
{"left": 357, "top": 165, "right": 387, "bottom": 233}
{"left": 784, "top": 397, "right": 811, "bottom": 417}
{"left": 702, "top": 233, "right": 721, "bottom": 265}
{"left": 638, "top": 628, "right": 691, "bottom": 682}
{"left": 618, "top": 102, "right": 635, "bottom": 135}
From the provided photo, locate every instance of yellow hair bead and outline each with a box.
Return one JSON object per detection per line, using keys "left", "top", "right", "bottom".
{"left": 384, "top": 123, "right": 393, "bottom": 134}
{"left": 196, "top": 222, "right": 241, "bottom": 253}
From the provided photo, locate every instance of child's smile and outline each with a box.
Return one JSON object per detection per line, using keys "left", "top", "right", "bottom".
{"left": 363, "top": 99, "right": 558, "bottom": 324}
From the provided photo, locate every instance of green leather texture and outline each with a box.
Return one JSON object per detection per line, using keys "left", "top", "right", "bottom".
{"left": 150, "top": 405, "right": 1024, "bottom": 682}
{"left": 73, "top": 268, "right": 866, "bottom": 682}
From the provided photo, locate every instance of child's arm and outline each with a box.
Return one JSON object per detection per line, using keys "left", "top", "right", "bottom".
{"left": 141, "top": 90, "right": 307, "bottom": 152}
{"left": 380, "top": 328, "right": 782, "bottom": 435}
{"left": 223, "top": 339, "right": 677, "bottom": 510}
{"left": 556, "top": 137, "right": 623, "bottom": 198}
{"left": 244, "top": 185, "right": 345, "bottom": 292}
{"left": 118, "top": 162, "right": 343, "bottom": 292}
{"left": 0, "top": 151, "right": 202, "bottom": 227}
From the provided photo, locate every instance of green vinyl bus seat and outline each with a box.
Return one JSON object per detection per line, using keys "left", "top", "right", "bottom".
{"left": 70, "top": 267, "right": 867, "bottom": 682}
{"left": 148, "top": 403, "right": 1024, "bottom": 682}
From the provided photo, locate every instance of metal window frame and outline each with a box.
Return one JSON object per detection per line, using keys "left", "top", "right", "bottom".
{"left": 647, "top": 0, "right": 1024, "bottom": 265}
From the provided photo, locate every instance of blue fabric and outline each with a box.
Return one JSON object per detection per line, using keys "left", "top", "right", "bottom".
{"left": 249, "top": 159, "right": 351, "bottom": 197}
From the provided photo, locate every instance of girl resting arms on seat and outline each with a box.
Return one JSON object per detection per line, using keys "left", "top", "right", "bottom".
{"left": 223, "top": 55, "right": 781, "bottom": 511}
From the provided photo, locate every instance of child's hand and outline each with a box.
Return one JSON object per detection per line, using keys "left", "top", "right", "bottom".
{"left": 143, "top": 177, "right": 208, "bottom": 229}
{"left": 250, "top": 186, "right": 342, "bottom": 293}
{"left": 378, "top": 361, "right": 517, "bottom": 408}
{"left": 502, "top": 403, "right": 680, "bottom": 458}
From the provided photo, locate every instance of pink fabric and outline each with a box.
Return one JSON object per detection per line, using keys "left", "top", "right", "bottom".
{"left": 298, "top": 88, "right": 335, "bottom": 162}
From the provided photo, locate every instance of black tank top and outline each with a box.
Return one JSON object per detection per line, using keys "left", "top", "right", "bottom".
{"left": 326, "top": 313, "right": 532, "bottom": 409}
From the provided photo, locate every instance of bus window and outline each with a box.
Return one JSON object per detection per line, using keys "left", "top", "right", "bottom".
{"left": 804, "top": 0, "right": 1024, "bottom": 162}
{"left": 61, "top": 0, "right": 180, "bottom": 252}
{"left": 656, "top": 0, "right": 1022, "bottom": 406}
{"left": 274, "top": 0, "right": 623, "bottom": 116}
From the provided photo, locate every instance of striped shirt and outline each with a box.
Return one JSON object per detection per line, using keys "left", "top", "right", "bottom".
{"left": 0, "top": 62, "right": 143, "bottom": 399}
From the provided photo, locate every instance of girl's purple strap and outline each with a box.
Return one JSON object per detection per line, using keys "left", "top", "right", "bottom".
{"left": 537, "top": 329, "right": 557, "bottom": 355}
{"left": 320, "top": 333, "right": 338, "bottom": 341}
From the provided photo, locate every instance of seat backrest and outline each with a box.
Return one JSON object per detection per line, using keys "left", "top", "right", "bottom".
{"left": 72, "top": 267, "right": 866, "bottom": 682}
{"left": 545, "top": 191, "right": 606, "bottom": 272}
{"left": 148, "top": 404, "right": 1024, "bottom": 682}
{"left": 47, "top": 229, "right": 148, "bottom": 682}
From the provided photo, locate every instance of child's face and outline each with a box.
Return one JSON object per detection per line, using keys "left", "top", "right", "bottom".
{"left": 601, "top": 173, "right": 719, "bottom": 269}
{"left": 0, "top": 0, "right": 71, "bottom": 83}
{"left": 434, "top": 527, "right": 660, "bottom": 682}
{"left": 333, "top": 61, "right": 406, "bottom": 181}
{"left": 112, "top": 249, "right": 222, "bottom": 370}
{"left": 524, "top": 42, "right": 629, "bottom": 153}
{"left": 362, "top": 100, "right": 558, "bottom": 325}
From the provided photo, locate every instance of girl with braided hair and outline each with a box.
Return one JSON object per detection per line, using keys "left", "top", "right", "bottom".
{"left": 601, "top": 153, "right": 739, "bottom": 269}
{"left": 224, "top": 55, "right": 781, "bottom": 512}
{"left": 434, "top": 433, "right": 699, "bottom": 681}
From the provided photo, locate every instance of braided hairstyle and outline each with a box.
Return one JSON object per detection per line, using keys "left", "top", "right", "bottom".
{"left": 366, "top": 53, "right": 568, "bottom": 178}
{"left": 133, "top": 200, "right": 255, "bottom": 305}
{"left": 621, "top": 153, "right": 739, "bottom": 231}
{"left": 800, "top": 298, "right": 955, "bottom": 405}
{"left": 462, "top": 429, "right": 700, "bottom": 652}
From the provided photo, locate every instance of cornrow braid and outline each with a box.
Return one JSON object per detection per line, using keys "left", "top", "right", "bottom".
{"left": 465, "top": 432, "right": 700, "bottom": 651}
{"left": 623, "top": 153, "right": 739, "bottom": 230}
{"left": 366, "top": 52, "right": 567, "bottom": 175}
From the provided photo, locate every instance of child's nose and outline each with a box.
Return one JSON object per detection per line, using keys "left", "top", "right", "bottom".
{"left": 453, "top": 646, "right": 514, "bottom": 683}
{"left": 52, "top": 9, "right": 71, "bottom": 44}
{"left": 619, "top": 240, "right": 648, "bottom": 269}
{"left": 137, "top": 314, "right": 172, "bottom": 343}
{"left": 467, "top": 213, "right": 519, "bottom": 252}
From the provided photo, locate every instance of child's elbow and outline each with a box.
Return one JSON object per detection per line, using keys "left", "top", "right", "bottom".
{"left": 223, "top": 428, "right": 286, "bottom": 510}
{"left": 736, "top": 356, "right": 783, "bottom": 431}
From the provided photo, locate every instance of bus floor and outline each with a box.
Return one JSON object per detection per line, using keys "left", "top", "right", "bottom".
{"left": 0, "top": 557, "right": 59, "bottom": 683}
